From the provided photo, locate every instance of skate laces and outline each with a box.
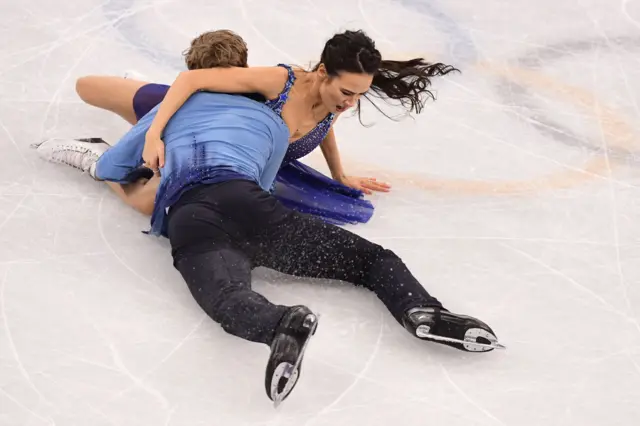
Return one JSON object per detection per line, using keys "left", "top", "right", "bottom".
{"left": 52, "top": 144, "right": 98, "bottom": 170}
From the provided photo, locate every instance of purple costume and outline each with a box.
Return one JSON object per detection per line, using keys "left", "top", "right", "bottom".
{"left": 132, "top": 64, "right": 374, "bottom": 225}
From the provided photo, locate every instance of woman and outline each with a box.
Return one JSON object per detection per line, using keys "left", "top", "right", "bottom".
{"left": 77, "top": 30, "right": 456, "bottom": 225}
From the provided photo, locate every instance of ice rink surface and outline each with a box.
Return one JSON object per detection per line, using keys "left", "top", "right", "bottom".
{"left": 1, "top": 0, "right": 640, "bottom": 424}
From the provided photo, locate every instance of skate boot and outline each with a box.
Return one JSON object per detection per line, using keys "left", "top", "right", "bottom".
{"left": 402, "top": 307, "right": 505, "bottom": 352}
{"left": 123, "top": 69, "right": 150, "bottom": 81}
{"left": 32, "top": 137, "right": 110, "bottom": 179}
{"left": 265, "top": 305, "right": 319, "bottom": 407}
{"left": 123, "top": 167, "right": 155, "bottom": 182}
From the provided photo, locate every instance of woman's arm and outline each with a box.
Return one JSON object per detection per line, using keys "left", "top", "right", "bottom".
{"left": 147, "top": 66, "right": 287, "bottom": 138}
{"left": 319, "top": 128, "right": 347, "bottom": 182}
{"left": 320, "top": 127, "right": 391, "bottom": 194}
{"left": 142, "top": 66, "right": 289, "bottom": 169}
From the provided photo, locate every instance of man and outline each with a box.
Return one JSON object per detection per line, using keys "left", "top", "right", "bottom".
{"left": 35, "top": 72, "right": 503, "bottom": 409}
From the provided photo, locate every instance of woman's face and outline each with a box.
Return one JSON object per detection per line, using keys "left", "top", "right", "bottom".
{"left": 318, "top": 65, "right": 373, "bottom": 114}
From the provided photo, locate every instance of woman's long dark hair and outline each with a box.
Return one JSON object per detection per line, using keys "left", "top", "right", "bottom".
{"left": 313, "top": 30, "right": 459, "bottom": 123}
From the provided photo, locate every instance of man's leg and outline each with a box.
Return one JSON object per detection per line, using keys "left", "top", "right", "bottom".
{"left": 166, "top": 187, "right": 289, "bottom": 344}
{"left": 197, "top": 180, "right": 438, "bottom": 323}
{"left": 167, "top": 182, "right": 321, "bottom": 402}
{"left": 174, "top": 248, "right": 288, "bottom": 344}
{"left": 228, "top": 182, "right": 501, "bottom": 352}
{"left": 251, "top": 211, "right": 442, "bottom": 324}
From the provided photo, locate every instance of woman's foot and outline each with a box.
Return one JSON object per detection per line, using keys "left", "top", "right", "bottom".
{"left": 32, "top": 137, "right": 110, "bottom": 179}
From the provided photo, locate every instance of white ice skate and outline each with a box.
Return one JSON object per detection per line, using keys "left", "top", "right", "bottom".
{"left": 123, "top": 69, "right": 150, "bottom": 81}
{"left": 32, "top": 137, "right": 110, "bottom": 179}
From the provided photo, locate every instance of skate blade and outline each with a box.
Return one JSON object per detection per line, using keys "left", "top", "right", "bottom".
{"left": 76, "top": 137, "right": 110, "bottom": 145}
{"left": 416, "top": 327, "right": 506, "bottom": 351}
{"left": 30, "top": 137, "right": 107, "bottom": 149}
{"left": 272, "top": 313, "right": 320, "bottom": 409}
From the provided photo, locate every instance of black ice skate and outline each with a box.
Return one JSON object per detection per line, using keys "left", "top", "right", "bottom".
{"left": 265, "top": 306, "right": 319, "bottom": 408}
{"left": 402, "top": 307, "right": 505, "bottom": 352}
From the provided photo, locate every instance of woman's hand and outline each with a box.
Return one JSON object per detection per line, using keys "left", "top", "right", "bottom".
{"left": 143, "top": 131, "right": 166, "bottom": 171}
{"left": 338, "top": 175, "right": 391, "bottom": 195}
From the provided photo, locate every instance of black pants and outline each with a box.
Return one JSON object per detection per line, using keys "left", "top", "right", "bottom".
{"left": 167, "top": 180, "right": 442, "bottom": 345}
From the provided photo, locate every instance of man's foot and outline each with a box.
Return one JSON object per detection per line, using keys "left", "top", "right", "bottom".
{"left": 265, "top": 306, "right": 319, "bottom": 407}
{"left": 403, "top": 307, "right": 505, "bottom": 352}
{"left": 32, "top": 138, "right": 110, "bottom": 179}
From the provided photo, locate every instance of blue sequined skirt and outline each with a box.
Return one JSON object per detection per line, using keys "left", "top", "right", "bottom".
{"left": 273, "top": 160, "right": 374, "bottom": 225}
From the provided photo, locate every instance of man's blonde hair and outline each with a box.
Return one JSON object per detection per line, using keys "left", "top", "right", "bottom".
{"left": 183, "top": 30, "right": 248, "bottom": 70}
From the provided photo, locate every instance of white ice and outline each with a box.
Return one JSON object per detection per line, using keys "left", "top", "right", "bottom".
{"left": 1, "top": 0, "right": 640, "bottom": 424}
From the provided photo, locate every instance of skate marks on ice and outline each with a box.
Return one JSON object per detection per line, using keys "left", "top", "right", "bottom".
{"left": 1, "top": 0, "right": 640, "bottom": 425}
{"left": 334, "top": 4, "right": 640, "bottom": 193}
{"left": 492, "top": 36, "right": 640, "bottom": 166}
{"left": 344, "top": 36, "right": 640, "bottom": 195}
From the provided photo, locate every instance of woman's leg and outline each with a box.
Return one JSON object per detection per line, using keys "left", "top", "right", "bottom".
{"left": 105, "top": 174, "right": 159, "bottom": 216}
{"left": 76, "top": 75, "right": 171, "bottom": 123}
{"left": 76, "top": 76, "right": 148, "bottom": 125}
{"left": 31, "top": 76, "right": 168, "bottom": 216}
{"left": 35, "top": 103, "right": 161, "bottom": 216}
{"left": 75, "top": 76, "right": 170, "bottom": 214}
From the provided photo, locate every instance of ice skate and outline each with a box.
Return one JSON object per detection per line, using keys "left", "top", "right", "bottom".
{"left": 123, "top": 69, "right": 150, "bottom": 81}
{"left": 403, "top": 307, "right": 505, "bottom": 352}
{"left": 265, "top": 305, "right": 319, "bottom": 408}
{"left": 32, "top": 137, "right": 110, "bottom": 179}
{"left": 123, "top": 166, "right": 156, "bottom": 182}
